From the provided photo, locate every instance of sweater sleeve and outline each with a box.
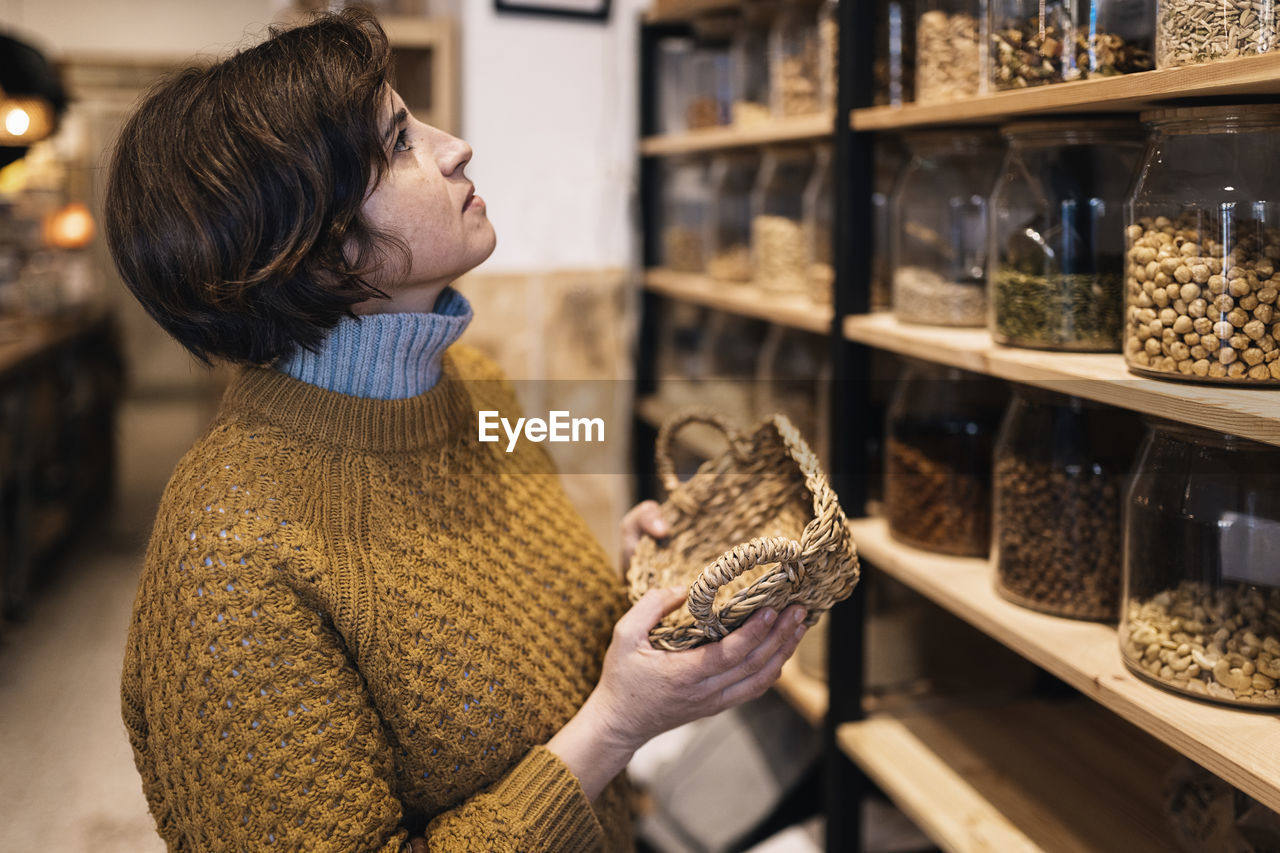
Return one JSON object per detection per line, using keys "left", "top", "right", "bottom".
{"left": 123, "top": 542, "right": 606, "bottom": 853}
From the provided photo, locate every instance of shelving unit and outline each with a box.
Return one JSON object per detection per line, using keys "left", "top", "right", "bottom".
{"left": 635, "top": 2, "right": 1280, "bottom": 852}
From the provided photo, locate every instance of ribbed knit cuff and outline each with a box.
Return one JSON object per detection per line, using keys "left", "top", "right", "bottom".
{"left": 491, "top": 746, "right": 604, "bottom": 852}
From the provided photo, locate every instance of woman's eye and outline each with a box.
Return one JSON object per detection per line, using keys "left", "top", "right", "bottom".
{"left": 394, "top": 127, "right": 411, "bottom": 153}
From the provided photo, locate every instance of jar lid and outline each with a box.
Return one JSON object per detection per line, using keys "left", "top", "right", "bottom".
{"left": 1140, "top": 103, "right": 1280, "bottom": 126}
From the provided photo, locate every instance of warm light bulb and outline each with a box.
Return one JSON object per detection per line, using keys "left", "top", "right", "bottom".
{"left": 4, "top": 107, "right": 31, "bottom": 137}
{"left": 44, "top": 202, "right": 96, "bottom": 250}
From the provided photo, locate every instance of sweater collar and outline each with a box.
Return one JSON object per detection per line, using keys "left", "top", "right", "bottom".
{"left": 221, "top": 350, "right": 473, "bottom": 453}
{"left": 273, "top": 287, "right": 473, "bottom": 400}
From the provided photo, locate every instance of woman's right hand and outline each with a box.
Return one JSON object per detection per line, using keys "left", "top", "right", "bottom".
{"left": 548, "top": 587, "right": 808, "bottom": 800}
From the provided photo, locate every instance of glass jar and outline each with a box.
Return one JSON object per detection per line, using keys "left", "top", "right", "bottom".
{"left": 990, "top": 0, "right": 1153, "bottom": 90}
{"left": 1158, "top": 0, "right": 1278, "bottom": 68}
{"left": 874, "top": 0, "right": 916, "bottom": 107}
{"left": 819, "top": 0, "right": 842, "bottom": 111}
{"left": 1121, "top": 419, "right": 1280, "bottom": 708}
{"left": 872, "top": 136, "right": 908, "bottom": 311}
{"left": 916, "top": 0, "right": 986, "bottom": 103}
{"left": 688, "top": 14, "right": 735, "bottom": 129}
{"left": 1124, "top": 106, "right": 1280, "bottom": 384}
{"left": 770, "top": 0, "right": 823, "bottom": 116}
{"left": 731, "top": 0, "right": 775, "bottom": 127}
{"left": 707, "top": 151, "right": 758, "bottom": 283}
{"left": 892, "top": 130, "right": 1002, "bottom": 326}
{"left": 752, "top": 145, "right": 815, "bottom": 295}
{"left": 884, "top": 359, "right": 1008, "bottom": 557}
{"left": 656, "top": 36, "right": 695, "bottom": 134}
{"left": 993, "top": 386, "right": 1142, "bottom": 619}
{"left": 990, "top": 119, "right": 1144, "bottom": 351}
{"left": 661, "top": 157, "right": 709, "bottom": 273}
{"left": 804, "top": 142, "right": 834, "bottom": 305}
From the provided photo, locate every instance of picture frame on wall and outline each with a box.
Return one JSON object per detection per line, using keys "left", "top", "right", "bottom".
{"left": 494, "top": 0, "right": 611, "bottom": 22}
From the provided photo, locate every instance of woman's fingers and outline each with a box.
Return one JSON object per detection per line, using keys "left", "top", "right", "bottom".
{"left": 636, "top": 501, "right": 670, "bottom": 538}
{"left": 713, "top": 619, "right": 809, "bottom": 709}
{"left": 701, "top": 605, "right": 807, "bottom": 693}
{"left": 614, "top": 585, "right": 687, "bottom": 646}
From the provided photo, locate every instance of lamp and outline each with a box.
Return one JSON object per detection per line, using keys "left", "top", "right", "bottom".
{"left": 0, "top": 32, "right": 67, "bottom": 168}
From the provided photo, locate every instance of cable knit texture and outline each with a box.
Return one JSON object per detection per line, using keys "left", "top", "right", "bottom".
{"left": 122, "top": 344, "right": 633, "bottom": 852}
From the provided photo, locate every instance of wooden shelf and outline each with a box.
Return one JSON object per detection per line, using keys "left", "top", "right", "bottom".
{"left": 774, "top": 658, "right": 828, "bottom": 727}
{"left": 645, "top": 269, "right": 833, "bottom": 335}
{"left": 848, "top": 516, "right": 1280, "bottom": 815}
{"left": 852, "top": 52, "right": 1280, "bottom": 130}
{"left": 843, "top": 312, "right": 1280, "bottom": 448}
{"left": 640, "top": 112, "right": 834, "bottom": 156}
{"left": 837, "top": 699, "right": 1183, "bottom": 853}
{"left": 646, "top": 0, "right": 740, "bottom": 23}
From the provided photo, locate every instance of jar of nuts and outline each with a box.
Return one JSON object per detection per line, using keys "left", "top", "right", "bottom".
{"left": 990, "top": 119, "right": 1144, "bottom": 351}
{"left": 1122, "top": 419, "right": 1280, "bottom": 708}
{"left": 803, "top": 142, "right": 834, "bottom": 305}
{"left": 993, "top": 386, "right": 1143, "bottom": 620}
{"left": 1158, "top": 0, "right": 1279, "bottom": 67}
{"left": 769, "top": 0, "right": 824, "bottom": 117}
{"left": 989, "top": 0, "right": 1153, "bottom": 90}
{"left": 707, "top": 151, "right": 759, "bottom": 283}
{"left": 730, "top": 0, "right": 775, "bottom": 127}
{"left": 688, "top": 13, "right": 736, "bottom": 129}
{"left": 916, "top": 0, "right": 986, "bottom": 103}
{"left": 660, "top": 157, "right": 710, "bottom": 274}
{"left": 884, "top": 359, "right": 1008, "bottom": 557}
{"left": 1125, "top": 105, "right": 1280, "bottom": 384}
{"left": 892, "top": 130, "right": 1003, "bottom": 326}
{"left": 752, "top": 145, "right": 816, "bottom": 294}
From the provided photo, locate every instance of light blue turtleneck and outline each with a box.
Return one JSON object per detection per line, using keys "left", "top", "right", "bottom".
{"left": 275, "top": 287, "right": 473, "bottom": 399}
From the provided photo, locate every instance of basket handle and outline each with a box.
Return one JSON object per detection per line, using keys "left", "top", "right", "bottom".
{"left": 686, "top": 536, "right": 804, "bottom": 641}
{"left": 655, "top": 409, "right": 750, "bottom": 495}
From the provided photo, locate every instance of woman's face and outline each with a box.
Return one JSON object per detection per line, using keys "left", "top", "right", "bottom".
{"left": 356, "top": 88, "right": 496, "bottom": 313}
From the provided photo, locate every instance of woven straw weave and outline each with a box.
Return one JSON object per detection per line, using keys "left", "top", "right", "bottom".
{"left": 627, "top": 409, "right": 860, "bottom": 651}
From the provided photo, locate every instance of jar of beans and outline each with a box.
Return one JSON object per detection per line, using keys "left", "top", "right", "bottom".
{"left": 916, "top": 0, "right": 985, "bottom": 103}
{"left": 770, "top": 0, "right": 823, "bottom": 117}
{"left": 884, "top": 359, "right": 1008, "bottom": 557}
{"left": 1125, "top": 105, "right": 1280, "bottom": 384}
{"left": 752, "top": 144, "right": 815, "bottom": 294}
{"left": 989, "top": 0, "right": 1153, "bottom": 90}
{"left": 661, "top": 157, "right": 710, "bottom": 273}
{"left": 707, "top": 151, "right": 759, "bottom": 283}
{"left": 993, "top": 386, "right": 1142, "bottom": 620}
{"left": 892, "top": 130, "right": 1003, "bottom": 326}
{"left": 1122, "top": 419, "right": 1280, "bottom": 708}
{"left": 990, "top": 119, "right": 1144, "bottom": 351}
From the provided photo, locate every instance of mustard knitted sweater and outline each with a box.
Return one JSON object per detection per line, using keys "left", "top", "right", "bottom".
{"left": 122, "top": 344, "right": 632, "bottom": 852}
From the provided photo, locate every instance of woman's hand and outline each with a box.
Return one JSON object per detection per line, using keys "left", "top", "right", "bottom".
{"left": 548, "top": 587, "right": 808, "bottom": 800}
{"left": 619, "top": 500, "right": 670, "bottom": 578}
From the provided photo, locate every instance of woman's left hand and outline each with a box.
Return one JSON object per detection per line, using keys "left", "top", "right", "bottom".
{"left": 619, "top": 500, "right": 670, "bottom": 578}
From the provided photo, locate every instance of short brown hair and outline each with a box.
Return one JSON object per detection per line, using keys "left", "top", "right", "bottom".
{"left": 104, "top": 8, "right": 401, "bottom": 365}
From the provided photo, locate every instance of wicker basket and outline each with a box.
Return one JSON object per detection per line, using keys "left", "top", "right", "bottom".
{"left": 627, "top": 409, "right": 860, "bottom": 651}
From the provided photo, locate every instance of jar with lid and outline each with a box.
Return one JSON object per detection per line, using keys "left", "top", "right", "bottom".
{"left": 688, "top": 14, "right": 735, "bottom": 129}
{"left": 884, "top": 359, "right": 1008, "bottom": 557}
{"left": 707, "top": 151, "right": 758, "bottom": 283}
{"left": 656, "top": 36, "right": 695, "bottom": 134}
{"left": 803, "top": 142, "right": 834, "bottom": 305}
{"left": 661, "top": 157, "right": 709, "bottom": 273}
{"left": 873, "top": 0, "right": 916, "bottom": 107}
{"left": 770, "top": 0, "right": 823, "bottom": 116}
{"left": 1121, "top": 419, "right": 1280, "bottom": 708}
{"left": 993, "top": 386, "right": 1142, "bottom": 619}
{"left": 754, "top": 325, "right": 830, "bottom": 460}
{"left": 1124, "top": 106, "right": 1280, "bottom": 384}
{"left": 872, "top": 136, "right": 908, "bottom": 311}
{"left": 732, "top": 0, "right": 776, "bottom": 126}
{"left": 990, "top": 119, "right": 1143, "bottom": 351}
{"left": 818, "top": 0, "right": 843, "bottom": 111}
{"left": 752, "top": 145, "right": 815, "bottom": 295}
{"left": 916, "top": 0, "right": 985, "bottom": 102}
{"left": 989, "top": 0, "right": 1153, "bottom": 90}
{"left": 892, "top": 130, "right": 1002, "bottom": 326}
{"left": 1158, "top": 0, "right": 1278, "bottom": 67}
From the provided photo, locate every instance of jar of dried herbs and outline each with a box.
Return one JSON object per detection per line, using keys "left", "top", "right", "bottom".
{"left": 990, "top": 119, "right": 1143, "bottom": 351}
{"left": 989, "top": 0, "right": 1153, "bottom": 89}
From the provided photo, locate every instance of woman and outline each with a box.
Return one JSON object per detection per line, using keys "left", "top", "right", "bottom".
{"left": 106, "top": 9, "right": 808, "bottom": 852}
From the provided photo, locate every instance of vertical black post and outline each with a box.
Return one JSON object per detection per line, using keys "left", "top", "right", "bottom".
{"left": 825, "top": 0, "right": 878, "bottom": 849}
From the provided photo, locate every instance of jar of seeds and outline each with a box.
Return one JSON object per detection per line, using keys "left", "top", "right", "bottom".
{"left": 688, "top": 13, "right": 735, "bottom": 129}
{"left": 989, "top": 0, "right": 1153, "bottom": 90}
{"left": 990, "top": 119, "right": 1143, "bottom": 351}
{"left": 993, "top": 386, "right": 1142, "bottom": 620}
{"left": 770, "top": 0, "right": 823, "bottom": 116}
{"left": 1125, "top": 105, "right": 1280, "bottom": 384}
{"left": 1158, "top": 0, "right": 1280, "bottom": 67}
{"left": 708, "top": 151, "right": 759, "bottom": 283}
{"left": 804, "top": 142, "right": 834, "bottom": 304}
{"left": 731, "top": 0, "right": 775, "bottom": 126}
{"left": 873, "top": 0, "right": 916, "bottom": 107}
{"left": 661, "top": 157, "right": 709, "bottom": 273}
{"left": 1122, "top": 419, "right": 1280, "bottom": 708}
{"left": 892, "top": 130, "right": 1003, "bottom": 326}
{"left": 752, "top": 145, "right": 815, "bottom": 294}
{"left": 885, "top": 359, "right": 1008, "bottom": 557}
{"left": 916, "top": 0, "right": 986, "bottom": 102}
